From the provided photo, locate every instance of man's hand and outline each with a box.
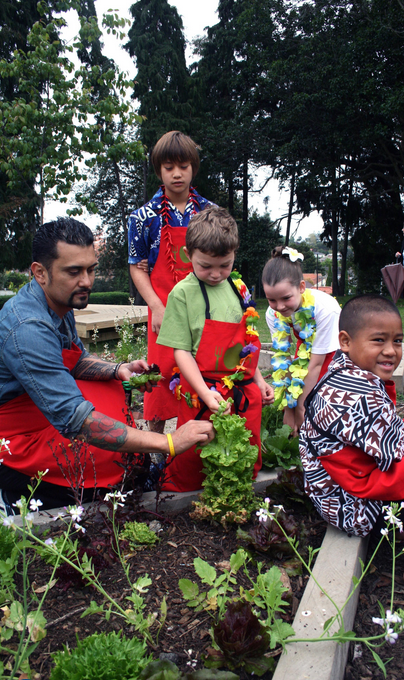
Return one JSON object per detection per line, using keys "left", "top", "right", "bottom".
{"left": 171, "top": 419, "right": 214, "bottom": 454}
{"left": 117, "top": 360, "right": 155, "bottom": 392}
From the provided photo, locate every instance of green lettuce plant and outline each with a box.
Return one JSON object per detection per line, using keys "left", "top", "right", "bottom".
{"left": 190, "top": 400, "right": 259, "bottom": 525}
{"left": 119, "top": 520, "right": 159, "bottom": 550}
{"left": 49, "top": 630, "right": 152, "bottom": 680}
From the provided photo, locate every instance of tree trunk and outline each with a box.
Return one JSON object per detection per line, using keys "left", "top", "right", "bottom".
{"left": 331, "top": 167, "right": 340, "bottom": 296}
{"left": 113, "top": 159, "right": 145, "bottom": 304}
{"left": 285, "top": 169, "right": 295, "bottom": 247}
{"left": 242, "top": 157, "right": 248, "bottom": 232}
{"left": 228, "top": 175, "right": 234, "bottom": 215}
{"left": 338, "top": 172, "right": 353, "bottom": 296}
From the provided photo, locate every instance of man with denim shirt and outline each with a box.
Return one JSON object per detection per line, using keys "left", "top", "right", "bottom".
{"left": 0, "top": 218, "right": 213, "bottom": 513}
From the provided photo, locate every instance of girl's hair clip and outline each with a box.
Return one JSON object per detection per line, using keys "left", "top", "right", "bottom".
{"left": 282, "top": 246, "right": 304, "bottom": 263}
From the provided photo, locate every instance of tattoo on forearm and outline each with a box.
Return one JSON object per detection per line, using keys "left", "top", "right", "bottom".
{"left": 80, "top": 412, "right": 128, "bottom": 450}
{"left": 73, "top": 355, "right": 115, "bottom": 381}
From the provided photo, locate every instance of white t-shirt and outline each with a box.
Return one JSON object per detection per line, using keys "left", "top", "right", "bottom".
{"left": 265, "top": 288, "right": 341, "bottom": 355}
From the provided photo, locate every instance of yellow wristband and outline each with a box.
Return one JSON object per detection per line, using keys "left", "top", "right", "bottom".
{"left": 166, "top": 433, "right": 175, "bottom": 458}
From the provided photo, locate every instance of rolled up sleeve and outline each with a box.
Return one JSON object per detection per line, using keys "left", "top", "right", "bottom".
{"left": 4, "top": 319, "right": 94, "bottom": 436}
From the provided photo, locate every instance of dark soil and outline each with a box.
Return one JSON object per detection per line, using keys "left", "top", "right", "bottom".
{"left": 16, "top": 494, "right": 327, "bottom": 680}
{"left": 345, "top": 530, "right": 404, "bottom": 680}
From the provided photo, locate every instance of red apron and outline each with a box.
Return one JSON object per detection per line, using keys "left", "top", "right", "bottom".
{"left": 0, "top": 344, "right": 130, "bottom": 487}
{"left": 144, "top": 224, "right": 193, "bottom": 421}
{"left": 163, "top": 282, "right": 262, "bottom": 492}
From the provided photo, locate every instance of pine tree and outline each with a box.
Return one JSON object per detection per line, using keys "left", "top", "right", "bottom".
{"left": 125, "top": 0, "right": 191, "bottom": 198}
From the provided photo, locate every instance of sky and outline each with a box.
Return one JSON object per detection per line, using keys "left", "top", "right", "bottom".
{"left": 49, "top": 0, "right": 322, "bottom": 240}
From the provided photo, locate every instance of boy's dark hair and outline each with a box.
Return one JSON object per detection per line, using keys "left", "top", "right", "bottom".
{"left": 151, "top": 131, "right": 201, "bottom": 179}
{"left": 186, "top": 206, "right": 239, "bottom": 257}
{"left": 339, "top": 294, "right": 401, "bottom": 337}
{"left": 32, "top": 217, "right": 94, "bottom": 270}
{"left": 262, "top": 246, "right": 303, "bottom": 289}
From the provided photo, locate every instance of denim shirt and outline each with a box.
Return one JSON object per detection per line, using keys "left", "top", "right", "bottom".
{"left": 0, "top": 279, "right": 94, "bottom": 436}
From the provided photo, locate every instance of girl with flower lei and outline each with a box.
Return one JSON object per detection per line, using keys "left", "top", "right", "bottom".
{"left": 263, "top": 245, "right": 341, "bottom": 435}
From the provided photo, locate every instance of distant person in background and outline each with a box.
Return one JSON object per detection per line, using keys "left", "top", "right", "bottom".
{"left": 0, "top": 218, "right": 214, "bottom": 514}
{"left": 128, "top": 131, "right": 213, "bottom": 434}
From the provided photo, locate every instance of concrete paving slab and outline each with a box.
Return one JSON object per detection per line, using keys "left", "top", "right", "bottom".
{"left": 272, "top": 526, "right": 368, "bottom": 680}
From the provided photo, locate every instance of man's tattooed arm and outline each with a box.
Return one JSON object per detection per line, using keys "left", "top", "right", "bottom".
{"left": 73, "top": 354, "right": 116, "bottom": 381}
{"left": 80, "top": 412, "right": 128, "bottom": 450}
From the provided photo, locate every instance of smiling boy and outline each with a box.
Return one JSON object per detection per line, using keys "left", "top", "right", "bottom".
{"left": 157, "top": 206, "right": 274, "bottom": 492}
{"left": 300, "top": 295, "right": 404, "bottom": 537}
{"left": 128, "top": 131, "right": 213, "bottom": 433}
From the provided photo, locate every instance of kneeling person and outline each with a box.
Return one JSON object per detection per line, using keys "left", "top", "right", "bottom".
{"left": 0, "top": 218, "right": 213, "bottom": 513}
{"left": 300, "top": 295, "right": 404, "bottom": 537}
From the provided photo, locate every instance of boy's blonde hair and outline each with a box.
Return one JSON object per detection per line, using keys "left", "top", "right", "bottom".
{"left": 186, "top": 206, "right": 239, "bottom": 257}
{"left": 151, "top": 131, "right": 201, "bottom": 179}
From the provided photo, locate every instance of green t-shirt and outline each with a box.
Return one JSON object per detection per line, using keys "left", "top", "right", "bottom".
{"left": 157, "top": 273, "right": 244, "bottom": 356}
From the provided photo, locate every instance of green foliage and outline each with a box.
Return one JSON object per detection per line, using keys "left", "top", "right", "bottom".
{"left": 113, "top": 310, "right": 147, "bottom": 363}
{"left": 179, "top": 548, "right": 294, "bottom": 672}
{"left": 260, "top": 403, "right": 301, "bottom": 470}
{"left": 139, "top": 659, "right": 239, "bottom": 680}
{"left": 49, "top": 630, "right": 152, "bottom": 680}
{"left": 261, "top": 425, "right": 301, "bottom": 471}
{"left": 89, "top": 291, "right": 134, "bottom": 305}
{"left": 190, "top": 400, "right": 259, "bottom": 525}
{"left": 34, "top": 535, "right": 79, "bottom": 566}
{"left": 119, "top": 521, "right": 159, "bottom": 551}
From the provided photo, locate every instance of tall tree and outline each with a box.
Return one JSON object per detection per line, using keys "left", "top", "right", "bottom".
{"left": 125, "top": 0, "right": 191, "bottom": 199}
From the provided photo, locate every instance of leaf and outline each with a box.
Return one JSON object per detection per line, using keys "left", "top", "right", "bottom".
{"left": 229, "top": 549, "right": 247, "bottom": 573}
{"left": 179, "top": 579, "right": 200, "bottom": 600}
{"left": 194, "top": 557, "right": 217, "bottom": 586}
{"left": 33, "top": 578, "right": 57, "bottom": 593}
{"left": 81, "top": 600, "right": 105, "bottom": 617}
{"left": 371, "top": 650, "right": 387, "bottom": 677}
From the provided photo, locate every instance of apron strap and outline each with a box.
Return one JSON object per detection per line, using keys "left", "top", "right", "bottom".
{"left": 194, "top": 376, "right": 254, "bottom": 420}
{"left": 196, "top": 275, "right": 246, "bottom": 320}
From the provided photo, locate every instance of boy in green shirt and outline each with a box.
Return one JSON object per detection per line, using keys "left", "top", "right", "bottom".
{"left": 157, "top": 206, "right": 274, "bottom": 491}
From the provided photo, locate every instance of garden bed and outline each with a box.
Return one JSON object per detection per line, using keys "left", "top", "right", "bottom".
{"left": 11, "top": 498, "right": 327, "bottom": 680}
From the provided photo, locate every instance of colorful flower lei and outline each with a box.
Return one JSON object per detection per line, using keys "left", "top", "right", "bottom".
{"left": 270, "top": 289, "right": 316, "bottom": 410}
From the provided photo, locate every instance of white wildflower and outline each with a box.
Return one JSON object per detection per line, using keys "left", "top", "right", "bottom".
{"left": 25, "top": 512, "right": 35, "bottom": 523}
{"left": 385, "top": 610, "right": 402, "bottom": 625}
{"left": 74, "top": 522, "right": 86, "bottom": 534}
{"left": 385, "top": 628, "right": 398, "bottom": 644}
{"left": 380, "top": 528, "right": 389, "bottom": 536}
{"left": 29, "top": 498, "right": 43, "bottom": 512}
{"left": 45, "top": 538, "right": 55, "bottom": 546}
{"left": 13, "top": 499, "right": 24, "bottom": 509}
{"left": 372, "top": 617, "right": 385, "bottom": 627}
{"left": 2, "top": 516, "right": 15, "bottom": 527}
{"left": 69, "top": 505, "right": 84, "bottom": 522}
{"left": 256, "top": 508, "right": 268, "bottom": 523}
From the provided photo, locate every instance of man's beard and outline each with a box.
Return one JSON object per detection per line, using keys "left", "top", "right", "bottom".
{"left": 68, "top": 289, "right": 91, "bottom": 309}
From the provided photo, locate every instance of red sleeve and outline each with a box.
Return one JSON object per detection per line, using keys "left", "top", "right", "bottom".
{"left": 321, "top": 445, "right": 404, "bottom": 500}
{"left": 384, "top": 380, "right": 397, "bottom": 405}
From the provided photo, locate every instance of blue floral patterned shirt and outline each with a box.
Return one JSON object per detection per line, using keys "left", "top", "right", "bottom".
{"left": 127, "top": 187, "right": 212, "bottom": 273}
